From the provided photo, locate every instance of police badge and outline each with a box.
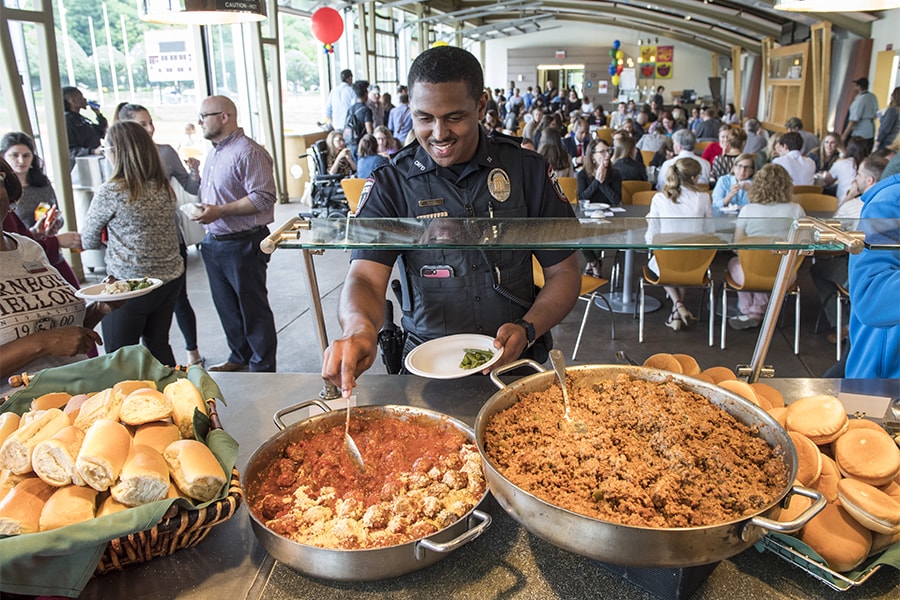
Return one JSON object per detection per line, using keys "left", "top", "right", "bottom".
{"left": 487, "top": 168, "right": 511, "bottom": 202}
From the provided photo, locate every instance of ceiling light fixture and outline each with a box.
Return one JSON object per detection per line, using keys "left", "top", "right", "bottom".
{"left": 774, "top": 0, "right": 900, "bottom": 10}
{"left": 140, "top": 0, "right": 267, "bottom": 25}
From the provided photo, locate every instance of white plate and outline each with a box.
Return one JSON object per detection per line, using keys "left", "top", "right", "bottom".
{"left": 587, "top": 202, "right": 610, "bottom": 210}
{"left": 404, "top": 334, "right": 503, "bottom": 379}
{"left": 75, "top": 278, "right": 163, "bottom": 302}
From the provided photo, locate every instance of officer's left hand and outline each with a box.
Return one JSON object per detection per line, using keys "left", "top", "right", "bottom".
{"left": 485, "top": 322, "right": 529, "bottom": 374}
{"left": 194, "top": 203, "right": 223, "bottom": 225}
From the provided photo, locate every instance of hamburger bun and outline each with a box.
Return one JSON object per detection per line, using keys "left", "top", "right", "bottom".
{"left": 0, "top": 413, "right": 20, "bottom": 448}
{"left": 700, "top": 366, "right": 736, "bottom": 383}
{"left": 750, "top": 382, "right": 784, "bottom": 409}
{"left": 643, "top": 353, "right": 682, "bottom": 373}
{"left": 163, "top": 379, "right": 207, "bottom": 440}
{"left": 30, "top": 392, "right": 72, "bottom": 412}
{"left": 0, "top": 477, "right": 55, "bottom": 534}
{"left": 97, "top": 493, "right": 129, "bottom": 517}
{"left": 786, "top": 395, "right": 848, "bottom": 445}
{"left": 164, "top": 440, "right": 226, "bottom": 503}
{"left": 837, "top": 478, "right": 900, "bottom": 535}
{"left": 814, "top": 455, "right": 841, "bottom": 503}
{"left": 799, "top": 503, "right": 872, "bottom": 572}
{"left": 789, "top": 431, "right": 822, "bottom": 487}
{"left": 0, "top": 408, "right": 69, "bottom": 474}
{"left": 767, "top": 407, "right": 788, "bottom": 429}
{"left": 39, "top": 485, "right": 98, "bottom": 531}
{"left": 110, "top": 445, "right": 169, "bottom": 506}
{"left": 871, "top": 530, "right": 900, "bottom": 555}
{"left": 672, "top": 354, "right": 700, "bottom": 376}
{"left": 881, "top": 480, "right": 900, "bottom": 503}
{"left": 834, "top": 428, "right": 900, "bottom": 487}
{"left": 845, "top": 418, "right": 887, "bottom": 434}
{"left": 75, "top": 419, "right": 132, "bottom": 492}
{"left": 718, "top": 379, "right": 765, "bottom": 408}
{"left": 692, "top": 373, "right": 716, "bottom": 385}
{"left": 119, "top": 388, "right": 173, "bottom": 426}
{"left": 113, "top": 380, "right": 157, "bottom": 402}
{"left": 778, "top": 492, "right": 813, "bottom": 522}
{"left": 133, "top": 422, "right": 181, "bottom": 454}
{"left": 31, "top": 425, "right": 86, "bottom": 487}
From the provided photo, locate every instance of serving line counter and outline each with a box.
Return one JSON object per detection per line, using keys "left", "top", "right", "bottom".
{"left": 79, "top": 373, "right": 899, "bottom": 600}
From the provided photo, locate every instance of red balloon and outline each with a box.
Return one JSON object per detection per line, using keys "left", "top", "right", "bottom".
{"left": 311, "top": 7, "right": 344, "bottom": 45}
{"left": 616, "top": 65, "right": 624, "bottom": 75}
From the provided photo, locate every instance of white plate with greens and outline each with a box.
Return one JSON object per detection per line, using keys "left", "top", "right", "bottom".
{"left": 75, "top": 278, "right": 162, "bottom": 302}
{"left": 404, "top": 334, "right": 503, "bottom": 379}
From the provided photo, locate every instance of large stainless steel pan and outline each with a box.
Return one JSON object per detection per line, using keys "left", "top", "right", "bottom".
{"left": 475, "top": 361, "right": 824, "bottom": 568}
{"left": 244, "top": 400, "right": 491, "bottom": 581}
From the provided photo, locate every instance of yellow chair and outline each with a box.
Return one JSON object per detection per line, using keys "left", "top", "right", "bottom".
{"left": 792, "top": 185, "right": 824, "bottom": 195}
{"left": 340, "top": 178, "right": 368, "bottom": 214}
{"left": 721, "top": 237, "right": 805, "bottom": 353}
{"left": 594, "top": 128, "right": 613, "bottom": 145}
{"left": 631, "top": 190, "right": 657, "bottom": 206}
{"left": 640, "top": 234, "right": 719, "bottom": 346}
{"left": 793, "top": 193, "right": 838, "bottom": 214}
{"left": 621, "top": 180, "right": 652, "bottom": 206}
{"left": 532, "top": 256, "right": 614, "bottom": 360}
{"left": 695, "top": 183, "right": 710, "bottom": 192}
{"left": 694, "top": 141, "right": 713, "bottom": 155}
{"left": 557, "top": 176, "right": 578, "bottom": 204}
{"left": 640, "top": 149, "right": 657, "bottom": 166}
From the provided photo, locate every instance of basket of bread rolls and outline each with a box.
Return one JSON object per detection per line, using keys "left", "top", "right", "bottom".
{"left": 639, "top": 353, "right": 900, "bottom": 591}
{"left": 0, "top": 345, "right": 241, "bottom": 598}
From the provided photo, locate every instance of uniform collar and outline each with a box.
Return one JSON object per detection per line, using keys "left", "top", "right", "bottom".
{"left": 404, "top": 129, "right": 497, "bottom": 180}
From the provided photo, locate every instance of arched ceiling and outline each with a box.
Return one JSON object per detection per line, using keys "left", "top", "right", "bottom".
{"left": 329, "top": 0, "right": 884, "bottom": 55}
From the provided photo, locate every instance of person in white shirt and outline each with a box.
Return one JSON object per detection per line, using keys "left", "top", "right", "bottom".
{"left": 645, "top": 158, "right": 713, "bottom": 332}
{"left": 772, "top": 131, "right": 816, "bottom": 185}
{"left": 580, "top": 95, "right": 595, "bottom": 115}
{"left": 727, "top": 164, "right": 806, "bottom": 330}
{"left": 324, "top": 70, "right": 355, "bottom": 131}
{"left": 656, "top": 129, "right": 711, "bottom": 191}
{"left": 609, "top": 102, "right": 628, "bottom": 129}
{"left": 823, "top": 136, "right": 867, "bottom": 206}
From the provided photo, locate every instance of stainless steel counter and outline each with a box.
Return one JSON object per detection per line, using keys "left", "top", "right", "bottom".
{"left": 79, "top": 373, "right": 899, "bottom": 600}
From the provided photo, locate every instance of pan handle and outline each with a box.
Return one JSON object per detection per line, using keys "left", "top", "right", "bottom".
{"left": 489, "top": 359, "right": 545, "bottom": 391}
{"left": 741, "top": 486, "right": 826, "bottom": 541}
{"left": 414, "top": 510, "right": 492, "bottom": 560}
{"left": 273, "top": 399, "right": 333, "bottom": 430}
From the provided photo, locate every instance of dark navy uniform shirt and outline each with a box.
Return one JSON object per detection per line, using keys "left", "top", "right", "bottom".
{"left": 352, "top": 130, "right": 575, "bottom": 340}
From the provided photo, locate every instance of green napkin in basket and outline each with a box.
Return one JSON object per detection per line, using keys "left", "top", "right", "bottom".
{"left": 0, "top": 346, "right": 239, "bottom": 598}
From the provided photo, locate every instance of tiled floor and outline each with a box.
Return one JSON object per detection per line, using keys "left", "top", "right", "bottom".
{"left": 84, "top": 199, "right": 844, "bottom": 379}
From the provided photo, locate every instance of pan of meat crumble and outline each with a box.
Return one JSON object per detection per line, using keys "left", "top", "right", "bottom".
{"left": 475, "top": 361, "right": 825, "bottom": 568}
{"left": 244, "top": 401, "right": 491, "bottom": 581}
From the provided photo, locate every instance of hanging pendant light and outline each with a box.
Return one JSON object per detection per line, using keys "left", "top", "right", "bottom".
{"left": 774, "top": 0, "right": 900, "bottom": 10}
{"left": 140, "top": 0, "right": 267, "bottom": 25}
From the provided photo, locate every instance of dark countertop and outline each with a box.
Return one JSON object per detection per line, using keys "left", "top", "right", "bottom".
{"left": 79, "top": 373, "right": 900, "bottom": 600}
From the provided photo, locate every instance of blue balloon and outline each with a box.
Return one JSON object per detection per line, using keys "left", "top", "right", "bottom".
{"left": 613, "top": 39, "right": 621, "bottom": 50}
{"left": 608, "top": 64, "right": 616, "bottom": 75}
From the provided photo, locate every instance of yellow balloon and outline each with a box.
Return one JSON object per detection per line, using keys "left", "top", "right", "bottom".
{"left": 615, "top": 50, "right": 624, "bottom": 60}
{"left": 611, "top": 75, "right": 621, "bottom": 86}
{"left": 432, "top": 40, "right": 449, "bottom": 47}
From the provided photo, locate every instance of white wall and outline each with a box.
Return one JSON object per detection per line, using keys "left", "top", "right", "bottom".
{"left": 482, "top": 22, "right": 719, "bottom": 104}
{"left": 867, "top": 8, "right": 900, "bottom": 97}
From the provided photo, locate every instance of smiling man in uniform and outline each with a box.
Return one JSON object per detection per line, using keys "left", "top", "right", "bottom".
{"left": 322, "top": 46, "right": 581, "bottom": 397}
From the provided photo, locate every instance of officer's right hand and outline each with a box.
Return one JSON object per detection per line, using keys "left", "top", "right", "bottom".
{"left": 322, "top": 334, "right": 378, "bottom": 398}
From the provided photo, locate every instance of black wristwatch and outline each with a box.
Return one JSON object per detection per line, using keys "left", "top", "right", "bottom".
{"left": 513, "top": 318, "right": 536, "bottom": 348}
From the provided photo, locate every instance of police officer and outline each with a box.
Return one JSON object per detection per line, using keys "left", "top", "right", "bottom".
{"left": 322, "top": 46, "right": 581, "bottom": 397}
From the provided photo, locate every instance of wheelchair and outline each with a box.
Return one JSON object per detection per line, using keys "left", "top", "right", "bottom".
{"left": 302, "top": 139, "right": 350, "bottom": 219}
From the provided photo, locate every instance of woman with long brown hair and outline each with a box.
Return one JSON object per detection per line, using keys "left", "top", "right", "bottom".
{"left": 80, "top": 120, "right": 184, "bottom": 365}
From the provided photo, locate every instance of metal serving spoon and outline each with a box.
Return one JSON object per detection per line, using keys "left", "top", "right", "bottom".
{"left": 344, "top": 395, "right": 365, "bottom": 472}
{"left": 550, "top": 349, "right": 575, "bottom": 425}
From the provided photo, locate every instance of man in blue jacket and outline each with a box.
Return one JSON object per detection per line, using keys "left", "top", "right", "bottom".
{"left": 845, "top": 173, "right": 900, "bottom": 378}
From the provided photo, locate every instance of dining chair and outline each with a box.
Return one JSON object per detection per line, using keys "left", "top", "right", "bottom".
{"left": 792, "top": 193, "right": 838, "bottom": 214}
{"left": 792, "top": 185, "right": 824, "bottom": 195}
{"left": 814, "top": 282, "right": 851, "bottom": 361}
{"left": 695, "top": 183, "right": 710, "bottom": 192}
{"left": 557, "top": 176, "right": 578, "bottom": 204}
{"left": 340, "top": 178, "right": 368, "bottom": 214}
{"left": 640, "top": 150, "right": 657, "bottom": 166}
{"left": 621, "top": 180, "right": 652, "bottom": 206}
{"left": 721, "top": 237, "right": 805, "bottom": 353}
{"left": 694, "top": 141, "right": 713, "bottom": 155}
{"left": 638, "top": 234, "right": 718, "bottom": 346}
{"left": 631, "top": 190, "right": 656, "bottom": 206}
{"left": 594, "top": 128, "right": 614, "bottom": 145}
{"left": 532, "top": 256, "right": 614, "bottom": 360}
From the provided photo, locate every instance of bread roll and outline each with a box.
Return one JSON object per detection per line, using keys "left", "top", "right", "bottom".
{"left": 39, "top": 485, "right": 98, "bottom": 531}
{"left": 799, "top": 503, "right": 871, "bottom": 572}
{"left": 119, "top": 388, "right": 173, "bottom": 426}
{"left": 75, "top": 419, "right": 132, "bottom": 492}
{"left": 786, "top": 395, "right": 849, "bottom": 445}
{"left": 31, "top": 392, "right": 72, "bottom": 411}
{"left": 73, "top": 388, "right": 120, "bottom": 431}
{"left": 838, "top": 478, "right": 900, "bottom": 535}
{"left": 114, "top": 380, "right": 157, "bottom": 401}
{"left": 0, "top": 469, "right": 28, "bottom": 503}
{"left": 834, "top": 428, "right": 900, "bottom": 487}
{"left": 111, "top": 444, "right": 169, "bottom": 506}
{"left": 789, "top": 431, "right": 822, "bottom": 487}
{"left": 814, "top": 455, "right": 841, "bottom": 503}
{"left": 163, "top": 379, "right": 206, "bottom": 440}
{"left": 643, "top": 353, "right": 683, "bottom": 373}
{"left": 32, "top": 425, "right": 86, "bottom": 487}
{"left": 97, "top": 493, "right": 129, "bottom": 517}
{"left": 0, "top": 413, "right": 20, "bottom": 448}
{"left": 0, "top": 408, "right": 69, "bottom": 474}
{"left": 133, "top": 422, "right": 181, "bottom": 454}
{"left": 0, "top": 477, "right": 55, "bottom": 534}
{"left": 62, "top": 394, "right": 92, "bottom": 423}
{"left": 164, "top": 440, "right": 226, "bottom": 502}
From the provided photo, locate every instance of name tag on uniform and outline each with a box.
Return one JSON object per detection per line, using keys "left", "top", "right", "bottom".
{"left": 418, "top": 198, "right": 444, "bottom": 207}
{"left": 22, "top": 260, "right": 48, "bottom": 274}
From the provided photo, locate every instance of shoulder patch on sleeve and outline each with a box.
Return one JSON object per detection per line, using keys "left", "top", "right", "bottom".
{"left": 547, "top": 164, "right": 568, "bottom": 203}
{"left": 355, "top": 178, "right": 375, "bottom": 213}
